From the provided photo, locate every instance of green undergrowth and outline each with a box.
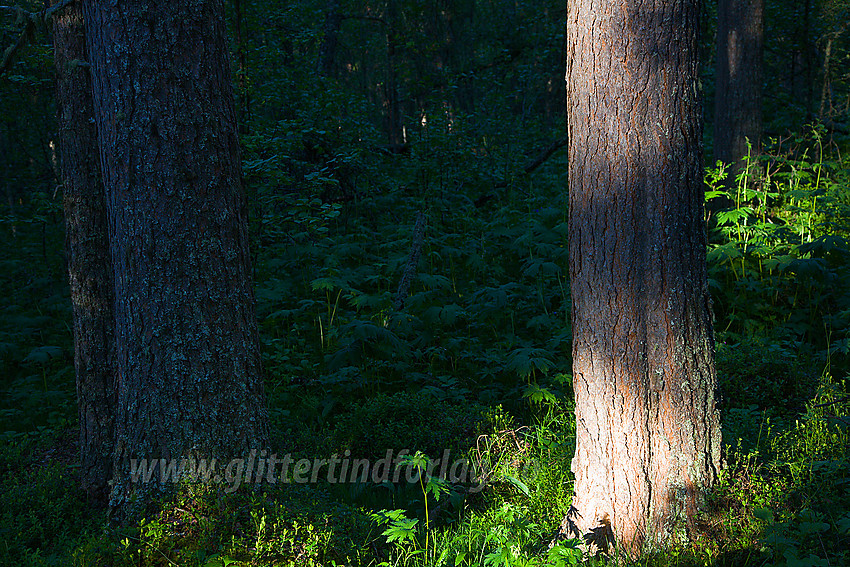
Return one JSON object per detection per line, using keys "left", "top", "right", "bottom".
{"left": 705, "top": 127, "right": 850, "bottom": 375}
{"left": 0, "top": 430, "right": 105, "bottom": 565}
{"left": 2, "top": 122, "right": 850, "bottom": 565}
{"left": 2, "top": 372, "right": 847, "bottom": 566}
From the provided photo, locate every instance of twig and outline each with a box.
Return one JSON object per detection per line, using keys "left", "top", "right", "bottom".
{"left": 0, "top": 0, "right": 75, "bottom": 20}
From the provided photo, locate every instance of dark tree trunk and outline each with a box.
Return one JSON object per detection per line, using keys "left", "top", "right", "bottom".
{"left": 82, "top": 0, "right": 269, "bottom": 513}
{"left": 714, "top": 0, "right": 763, "bottom": 169}
{"left": 318, "top": 0, "right": 342, "bottom": 77}
{"left": 799, "top": 0, "right": 814, "bottom": 115}
{"left": 52, "top": 0, "right": 116, "bottom": 505}
{"left": 439, "top": 0, "right": 476, "bottom": 115}
{"left": 562, "top": 0, "right": 721, "bottom": 556}
{"left": 384, "top": 0, "right": 405, "bottom": 147}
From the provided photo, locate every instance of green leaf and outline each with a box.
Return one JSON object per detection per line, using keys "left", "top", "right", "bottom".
{"left": 705, "top": 189, "right": 729, "bottom": 201}
{"left": 753, "top": 507, "right": 774, "bottom": 523}
{"left": 503, "top": 474, "right": 531, "bottom": 497}
{"left": 716, "top": 207, "right": 753, "bottom": 226}
{"left": 797, "top": 234, "right": 850, "bottom": 256}
{"left": 762, "top": 255, "right": 795, "bottom": 272}
{"left": 425, "top": 476, "right": 451, "bottom": 501}
{"left": 707, "top": 242, "right": 743, "bottom": 263}
{"left": 382, "top": 517, "right": 419, "bottom": 544}
{"left": 784, "top": 553, "right": 829, "bottom": 567}
{"left": 204, "top": 556, "right": 240, "bottom": 567}
{"left": 523, "top": 383, "right": 557, "bottom": 405}
{"left": 483, "top": 545, "right": 512, "bottom": 566}
{"left": 23, "top": 345, "right": 63, "bottom": 365}
{"left": 506, "top": 348, "right": 554, "bottom": 378}
{"left": 549, "top": 541, "right": 583, "bottom": 567}
{"left": 400, "top": 450, "right": 430, "bottom": 474}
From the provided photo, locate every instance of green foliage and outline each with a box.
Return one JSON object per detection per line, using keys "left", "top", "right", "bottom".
{"left": 69, "top": 483, "right": 374, "bottom": 567}
{"left": 333, "top": 392, "right": 482, "bottom": 460}
{"left": 0, "top": 434, "right": 105, "bottom": 566}
{"left": 364, "top": 402, "right": 579, "bottom": 566}
{"left": 694, "top": 376, "right": 850, "bottom": 567}
{"left": 3, "top": 0, "right": 850, "bottom": 563}
{"left": 706, "top": 128, "right": 850, "bottom": 374}
{"left": 0, "top": 193, "right": 73, "bottom": 440}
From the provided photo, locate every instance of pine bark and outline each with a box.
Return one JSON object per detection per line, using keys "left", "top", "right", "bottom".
{"left": 714, "top": 0, "right": 763, "bottom": 167}
{"left": 82, "top": 0, "right": 269, "bottom": 512}
{"left": 563, "top": 0, "right": 721, "bottom": 555}
{"left": 53, "top": 0, "right": 116, "bottom": 505}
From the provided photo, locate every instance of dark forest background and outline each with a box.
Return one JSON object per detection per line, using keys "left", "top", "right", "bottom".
{"left": 1, "top": 0, "right": 849, "bottom": 565}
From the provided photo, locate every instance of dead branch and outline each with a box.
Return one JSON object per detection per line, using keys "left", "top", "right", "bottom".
{"left": 393, "top": 210, "right": 427, "bottom": 311}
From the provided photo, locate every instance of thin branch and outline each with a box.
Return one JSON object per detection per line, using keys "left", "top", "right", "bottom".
{"left": 1, "top": 20, "right": 30, "bottom": 74}
{"left": 812, "top": 395, "right": 850, "bottom": 408}
{"left": 494, "top": 135, "right": 568, "bottom": 188}
{"left": 340, "top": 14, "right": 387, "bottom": 26}
{"left": 45, "top": 0, "right": 76, "bottom": 19}
{"left": 522, "top": 135, "right": 568, "bottom": 175}
{"left": 474, "top": 135, "right": 568, "bottom": 206}
{"left": 0, "top": 0, "right": 75, "bottom": 20}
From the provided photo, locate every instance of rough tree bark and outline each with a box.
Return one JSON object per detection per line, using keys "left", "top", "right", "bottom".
{"left": 82, "top": 0, "right": 269, "bottom": 513}
{"left": 714, "top": 0, "right": 763, "bottom": 169}
{"left": 561, "top": 0, "right": 721, "bottom": 556}
{"left": 52, "top": 0, "right": 116, "bottom": 505}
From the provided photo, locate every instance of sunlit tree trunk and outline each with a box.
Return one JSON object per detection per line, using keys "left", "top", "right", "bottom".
{"left": 83, "top": 0, "right": 269, "bottom": 516}
{"left": 52, "top": 0, "right": 115, "bottom": 505}
{"left": 714, "top": 0, "right": 763, "bottom": 169}
{"left": 561, "top": 0, "right": 721, "bottom": 556}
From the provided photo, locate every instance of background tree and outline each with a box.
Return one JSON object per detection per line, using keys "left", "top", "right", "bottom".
{"left": 562, "top": 0, "right": 721, "bottom": 554}
{"left": 51, "top": 0, "right": 115, "bottom": 505}
{"left": 714, "top": 0, "right": 763, "bottom": 170}
{"left": 82, "top": 0, "right": 269, "bottom": 512}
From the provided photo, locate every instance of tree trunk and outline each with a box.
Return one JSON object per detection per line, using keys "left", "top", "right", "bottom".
{"left": 82, "top": 0, "right": 269, "bottom": 514}
{"left": 52, "top": 0, "right": 116, "bottom": 505}
{"left": 384, "top": 0, "right": 405, "bottom": 147}
{"left": 562, "top": 0, "right": 721, "bottom": 556}
{"left": 714, "top": 0, "right": 763, "bottom": 169}
{"left": 318, "top": 0, "right": 342, "bottom": 77}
